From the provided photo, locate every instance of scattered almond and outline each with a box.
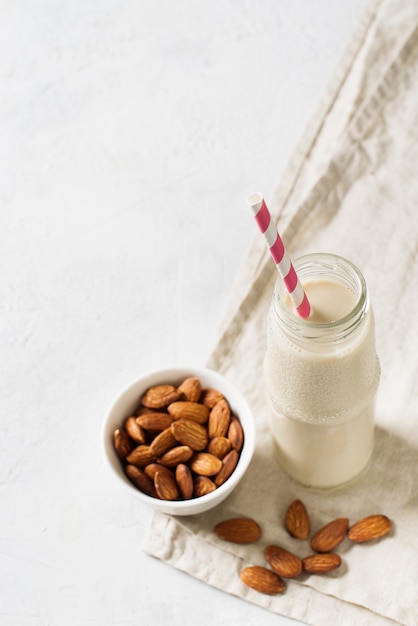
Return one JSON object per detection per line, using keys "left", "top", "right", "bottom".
{"left": 302, "top": 553, "right": 342, "bottom": 574}
{"left": 347, "top": 514, "right": 392, "bottom": 543}
{"left": 240, "top": 566, "right": 285, "bottom": 595}
{"left": 285, "top": 499, "right": 310, "bottom": 540}
{"left": 265, "top": 545, "right": 303, "bottom": 579}
{"left": 214, "top": 518, "right": 262, "bottom": 544}
{"left": 310, "top": 518, "right": 349, "bottom": 553}
{"left": 214, "top": 500, "right": 393, "bottom": 596}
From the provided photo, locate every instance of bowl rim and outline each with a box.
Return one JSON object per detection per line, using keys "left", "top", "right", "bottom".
{"left": 101, "top": 366, "right": 255, "bottom": 513}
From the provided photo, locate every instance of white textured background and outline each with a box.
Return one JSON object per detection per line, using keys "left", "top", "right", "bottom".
{"left": 1, "top": 1, "right": 367, "bottom": 624}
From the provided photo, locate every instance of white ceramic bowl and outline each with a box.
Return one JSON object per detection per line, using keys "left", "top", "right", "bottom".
{"left": 102, "top": 366, "right": 255, "bottom": 515}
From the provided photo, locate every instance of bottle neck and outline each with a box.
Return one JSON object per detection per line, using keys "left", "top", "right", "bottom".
{"left": 272, "top": 254, "right": 369, "bottom": 346}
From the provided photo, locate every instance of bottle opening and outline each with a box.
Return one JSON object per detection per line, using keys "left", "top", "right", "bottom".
{"left": 273, "top": 253, "right": 368, "bottom": 343}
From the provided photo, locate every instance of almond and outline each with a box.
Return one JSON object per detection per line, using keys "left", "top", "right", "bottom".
{"left": 154, "top": 469, "right": 179, "bottom": 500}
{"left": 177, "top": 376, "right": 202, "bottom": 402}
{"left": 170, "top": 419, "right": 208, "bottom": 451}
{"left": 214, "top": 518, "right": 262, "bottom": 544}
{"left": 228, "top": 417, "right": 244, "bottom": 451}
{"left": 113, "top": 428, "right": 133, "bottom": 459}
{"left": 310, "top": 518, "right": 348, "bottom": 553}
{"left": 124, "top": 416, "right": 146, "bottom": 443}
{"left": 112, "top": 378, "right": 246, "bottom": 503}
{"left": 347, "top": 514, "right": 391, "bottom": 543}
{"left": 213, "top": 449, "right": 239, "bottom": 487}
{"left": 189, "top": 452, "right": 222, "bottom": 476}
{"left": 144, "top": 463, "right": 174, "bottom": 481}
{"left": 149, "top": 427, "right": 177, "bottom": 457}
{"left": 240, "top": 566, "right": 285, "bottom": 594}
{"left": 208, "top": 399, "right": 231, "bottom": 438}
{"left": 175, "top": 463, "right": 193, "bottom": 499}
{"left": 207, "top": 436, "right": 231, "bottom": 459}
{"left": 200, "top": 387, "right": 224, "bottom": 408}
{"left": 137, "top": 413, "right": 173, "bottom": 432}
{"left": 285, "top": 499, "right": 310, "bottom": 540}
{"left": 126, "top": 444, "right": 156, "bottom": 467}
{"left": 167, "top": 401, "right": 209, "bottom": 424}
{"left": 264, "top": 545, "right": 303, "bottom": 579}
{"left": 193, "top": 475, "right": 216, "bottom": 497}
{"left": 125, "top": 464, "right": 156, "bottom": 497}
{"left": 302, "top": 553, "right": 342, "bottom": 574}
{"left": 141, "top": 385, "right": 180, "bottom": 409}
{"left": 157, "top": 445, "right": 194, "bottom": 467}
{"left": 136, "top": 405, "right": 159, "bottom": 416}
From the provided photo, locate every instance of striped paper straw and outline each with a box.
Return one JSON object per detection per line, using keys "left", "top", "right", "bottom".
{"left": 247, "top": 192, "right": 311, "bottom": 318}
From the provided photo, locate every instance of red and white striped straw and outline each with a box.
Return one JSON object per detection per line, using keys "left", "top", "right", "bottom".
{"left": 247, "top": 192, "right": 311, "bottom": 318}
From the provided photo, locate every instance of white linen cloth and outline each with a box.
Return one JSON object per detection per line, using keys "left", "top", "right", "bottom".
{"left": 144, "top": 1, "right": 418, "bottom": 623}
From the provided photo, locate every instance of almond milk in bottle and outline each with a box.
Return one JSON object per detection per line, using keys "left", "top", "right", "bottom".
{"left": 264, "top": 253, "right": 380, "bottom": 488}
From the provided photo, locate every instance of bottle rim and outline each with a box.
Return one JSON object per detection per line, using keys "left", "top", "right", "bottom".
{"left": 273, "top": 253, "right": 369, "bottom": 343}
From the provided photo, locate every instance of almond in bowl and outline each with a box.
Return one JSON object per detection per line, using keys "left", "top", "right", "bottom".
{"left": 102, "top": 367, "right": 255, "bottom": 516}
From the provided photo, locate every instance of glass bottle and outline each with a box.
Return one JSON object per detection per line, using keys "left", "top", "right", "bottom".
{"left": 264, "top": 253, "right": 380, "bottom": 488}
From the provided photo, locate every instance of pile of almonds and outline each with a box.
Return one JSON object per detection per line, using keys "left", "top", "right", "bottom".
{"left": 113, "top": 376, "right": 244, "bottom": 500}
{"left": 213, "top": 499, "right": 392, "bottom": 595}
